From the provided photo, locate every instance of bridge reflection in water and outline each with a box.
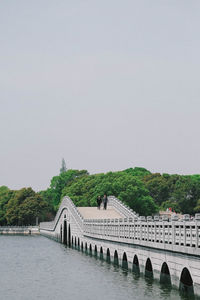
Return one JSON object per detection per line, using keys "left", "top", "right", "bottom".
{"left": 40, "top": 196, "right": 200, "bottom": 298}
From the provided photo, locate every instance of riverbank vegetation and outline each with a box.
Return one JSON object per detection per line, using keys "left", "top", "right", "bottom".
{"left": 1, "top": 167, "right": 200, "bottom": 225}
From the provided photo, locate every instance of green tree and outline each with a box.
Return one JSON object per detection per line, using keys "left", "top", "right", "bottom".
{"left": 143, "top": 173, "right": 170, "bottom": 205}
{"left": 50, "top": 169, "right": 89, "bottom": 209}
{"left": 124, "top": 167, "right": 151, "bottom": 178}
{"left": 5, "top": 187, "right": 48, "bottom": 225}
{"left": 171, "top": 176, "right": 198, "bottom": 215}
{"left": 194, "top": 199, "right": 200, "bottom": 213}
{"left": 39, "top": 188, "right": 56, "bottom": 218}
{"left": 0, "top": 186, "right": 15, "bottom": 225}
{"left": 18, "top": 194, "right": 48, "bottom": 225}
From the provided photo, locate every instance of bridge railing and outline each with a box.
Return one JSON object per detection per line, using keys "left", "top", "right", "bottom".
{"left": 0, "top": 226, "right": 39, "bottom": 228}
{"left": 40, "top": 195, "right": 136, "bottom": 231}
{"left": 40, "top": 196, "right": 84, "bottom": 231}
{"left": 0, "top": 226, "right": 39, "bottom": 234}
{"left": 108, "top": 196, "right": 137, "bottom": 218}
{"left": 83, "top": 215, "right": 200, "bottom": 254}
{"left": 65, "top": 196, "right": 84, "bottom": 230}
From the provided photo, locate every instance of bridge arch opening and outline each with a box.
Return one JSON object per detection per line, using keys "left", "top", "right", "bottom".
{"left": 94, "top": 245, "right": 97, "bottom": 257}
{"left": 71, "top": 236, "right": 74, "bottom": 246}
{"left": 63, "top": 220, "right": 67, "bottom": 245}
{"left": 89, "top": 244, "right": 92, "bottom": 255}
{"left": 122, "top": 252, "right": 128, "bottom": 270}
{"left": 160, "top": 262, "right": 171, "bottom": 286}
{"left": 132, "top": 255, "right": 140, "bottom": 274}
{"left": 106, "top": 248, "right": 111, "bottom": 263}
{"left": 114, "top": 250, "right": 119, "bottom": 267}
{"left": 68, "top": 224, "right": 71, "bottom": 247}
{"left": 179, "top": 267, "right": 194, "bottom": 297}
{"left": 81, "top": 241, "right": 83, "bottom": 251}
{"left": 60, "top": 225, "right": 63, "bottom": 243}
{"left": 75, "top": 237, "right": 77, "bottom": 247}
{"left": 85, "top": 242, "right": 88, "bottom": 253}
{"left": 78, "top": 238, "right": 80, "bottom": 248}
{"left": 145, "top": 258, "right": 153, "bottom": 279}
{"left": 100, "top": 247, "right": 103, "bottom": 260}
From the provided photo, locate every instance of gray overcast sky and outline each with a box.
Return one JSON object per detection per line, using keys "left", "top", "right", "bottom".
{"left": 1, "top": 1, "right": 200, "bottom": 191}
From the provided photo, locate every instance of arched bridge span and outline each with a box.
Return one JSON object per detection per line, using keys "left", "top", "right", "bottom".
{"left": 40, "top": 196, "right": 200, "bottom": 296}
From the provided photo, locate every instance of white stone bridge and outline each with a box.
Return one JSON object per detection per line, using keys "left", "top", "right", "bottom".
{"left": 40, "top": 196, "right": 200, "bottom": 297}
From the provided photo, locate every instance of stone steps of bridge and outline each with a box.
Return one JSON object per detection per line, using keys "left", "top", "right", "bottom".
{"left": 77, "top": 206, "right": 123, "bottom": 220}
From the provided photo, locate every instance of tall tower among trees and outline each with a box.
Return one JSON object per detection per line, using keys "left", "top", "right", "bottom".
{"left": 60, "top": 158, "right": 67, "bottom": 174}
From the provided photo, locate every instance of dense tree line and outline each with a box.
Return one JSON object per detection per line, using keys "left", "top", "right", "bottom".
{"left": 1, "top": 166, "right": 200, "bottom": 225}
{"left": 0, "top": 186, "right": 49, "bottom": 225}
{"left": 61, "top": 169, "right": 157, "bottom": 216}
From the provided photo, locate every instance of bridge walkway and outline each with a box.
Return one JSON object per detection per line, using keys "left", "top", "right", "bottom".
{"left": 77, "top": 206, "right": 123, "bottom": 219}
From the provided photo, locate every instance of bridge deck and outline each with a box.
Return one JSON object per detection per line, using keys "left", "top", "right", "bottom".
{"left": 77, "top": 207, "right": 123, "bottom": 219}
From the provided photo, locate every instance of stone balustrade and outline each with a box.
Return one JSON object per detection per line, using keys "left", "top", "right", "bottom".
{"left": 83, "top": 214, "right": 200, "bottom": 256}
{"left": 40, "top": 196, "right": 84, "bottom": 231}
{"left": 108, "top": 196, "right": 137, "bottom": 218}
{"left": 40, "top": 195, "right": 200, "bottom": 256}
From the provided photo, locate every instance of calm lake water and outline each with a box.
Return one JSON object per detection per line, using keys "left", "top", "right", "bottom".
{"left": 0, "top": 235, "right": 197, "bottom": 300}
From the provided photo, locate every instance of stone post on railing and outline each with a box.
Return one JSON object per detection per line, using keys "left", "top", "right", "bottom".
{"left": 195, "top": 214, "right": 200, "bottom": 248}
{"left": 171, "top": 214, "right": 178, "bottom": 245}
{"left": 182, "top": 214, "right": 189, "bottom": 246}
